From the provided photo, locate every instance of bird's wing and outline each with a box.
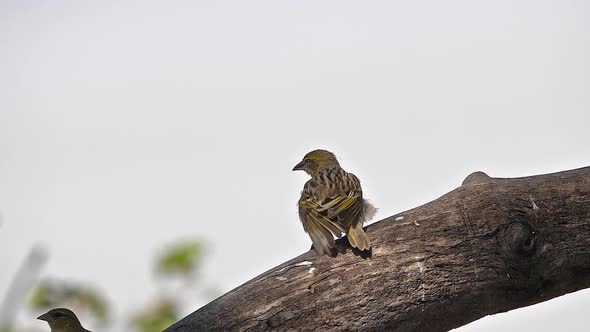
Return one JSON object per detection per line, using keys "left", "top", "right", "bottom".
{"left": 299, "top": 195, "right": 346, "bottom": 235}
{"left": 298, "top": 181, "right": 347, "bottom": 254}
{"left": 327, "top": 191, "right": 363, "bottom": 229}
{"left": 323, "top": 172, "right": 364, "bottom": 230}
{"left": 321, "top": 173, "right": 370, "bottom": 250}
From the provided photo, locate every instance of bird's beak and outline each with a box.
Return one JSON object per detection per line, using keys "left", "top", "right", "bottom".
{"left": 292, "top": 160, "right": 308, "bottom": 171}
{"left": 37, "top": 313, "right": 52, "bottom": 322}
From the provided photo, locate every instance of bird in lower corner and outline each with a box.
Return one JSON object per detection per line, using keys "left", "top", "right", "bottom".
{"left": 37, "top": 308, "right": 91, "bottom": 332}
{"left": 293, "top": 149, "right": 376, "bottom": 256}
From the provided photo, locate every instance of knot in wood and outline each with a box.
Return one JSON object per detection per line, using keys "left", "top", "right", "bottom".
{"left": 498, "top": 222, "right": 537, "bottom": 257}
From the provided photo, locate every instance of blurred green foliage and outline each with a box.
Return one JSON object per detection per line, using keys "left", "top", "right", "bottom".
{"left": 14, "top": 238, "right": 208, "bottom": 332}
{"left": 156, "top": 240, "right": 203, "bottom": 277}
{"left": 28, "top": 280, "right": 109, "bottom": 322}
{"left": 131, "top": 299, "right": 178, "bottom": 332}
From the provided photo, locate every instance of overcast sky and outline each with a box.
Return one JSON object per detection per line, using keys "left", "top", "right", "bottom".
{"left": 1, "top": 1, "right": 589, "bottom": 331}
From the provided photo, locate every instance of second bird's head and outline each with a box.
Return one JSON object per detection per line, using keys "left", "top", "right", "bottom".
{"left": 38, "top": 308, "right": 84, "bottom": 331}
{"left": 293, "top": 149, "right": 340, "bottom": 175}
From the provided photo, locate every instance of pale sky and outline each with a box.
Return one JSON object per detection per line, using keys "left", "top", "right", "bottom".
{"left": 1, "top": 1, "right": 589, "bottom": 331}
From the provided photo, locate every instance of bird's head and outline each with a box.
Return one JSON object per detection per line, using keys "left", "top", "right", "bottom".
{"left": 292, "top": 149, "right": 340, "bottom": 175}
{"left": 37, "top": 308, "right": 84, "bottom": 331}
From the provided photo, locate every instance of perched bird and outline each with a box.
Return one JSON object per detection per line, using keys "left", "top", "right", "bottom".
{"left": 37, "top": 308, "right": 91, "bottom": 332}
{"left": 293, "top": 149, "right": 376, "bottom": 256}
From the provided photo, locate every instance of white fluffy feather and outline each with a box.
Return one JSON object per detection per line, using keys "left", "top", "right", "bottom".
{"left": 363, "top": 199, "right": 378, "bottom": 221}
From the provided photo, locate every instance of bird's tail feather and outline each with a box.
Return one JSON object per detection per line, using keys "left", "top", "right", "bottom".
{"left": 348, "top": 223, "right": 371, "bottom": 251}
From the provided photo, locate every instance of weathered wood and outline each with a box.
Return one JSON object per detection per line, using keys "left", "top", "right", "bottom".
{"left": 165, "top": 166, "right": 590, "bottom": 332}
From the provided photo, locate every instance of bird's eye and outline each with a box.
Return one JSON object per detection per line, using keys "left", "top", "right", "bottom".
{"left": 53, "top": 312, "right": 65, "bottom": 318}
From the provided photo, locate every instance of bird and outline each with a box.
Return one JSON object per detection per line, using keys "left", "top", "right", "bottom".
{"left": 37, "top": 308, "right": 91, "bottom": 332}
{"left": 293, "top": 149, "right": 376, "bottom": 256}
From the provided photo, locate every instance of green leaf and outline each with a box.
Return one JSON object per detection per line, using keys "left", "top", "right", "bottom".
{"left": 131, "top": 299, "right": 178, "bottom": 332}
{"left": 156, "top": 240, "right": 204, "bottom": 277}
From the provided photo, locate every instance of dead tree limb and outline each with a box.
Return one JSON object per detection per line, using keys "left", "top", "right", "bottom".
{"left": 165, "top": 166, "right": 590, "bottom": 332}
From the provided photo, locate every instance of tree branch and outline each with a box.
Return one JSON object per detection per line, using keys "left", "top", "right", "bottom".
{"left": 165, "top": 166, "right": 590, "bottom": 332}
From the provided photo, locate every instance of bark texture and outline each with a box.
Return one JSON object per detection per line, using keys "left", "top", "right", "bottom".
{"left": 165, "top": 166, "right": 590, "bottom": 332}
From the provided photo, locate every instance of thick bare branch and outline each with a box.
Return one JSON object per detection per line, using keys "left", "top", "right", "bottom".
{"left": 165, "top": 166, "right": 590, "bottom": 332}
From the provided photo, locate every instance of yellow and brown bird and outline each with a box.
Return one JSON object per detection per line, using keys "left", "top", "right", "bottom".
{"left": 37, "top": 308, "right": 91, "bottom": 332}
{"left": 293, "top": 149, "right": 375, "bottom": 256}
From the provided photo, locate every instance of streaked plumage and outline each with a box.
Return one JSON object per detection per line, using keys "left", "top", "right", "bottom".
{"left": 293, "top": 149, "right": 375, "bottom": 256}
{"left": 37, "top": 308, "right": 91, "bottom": 332}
